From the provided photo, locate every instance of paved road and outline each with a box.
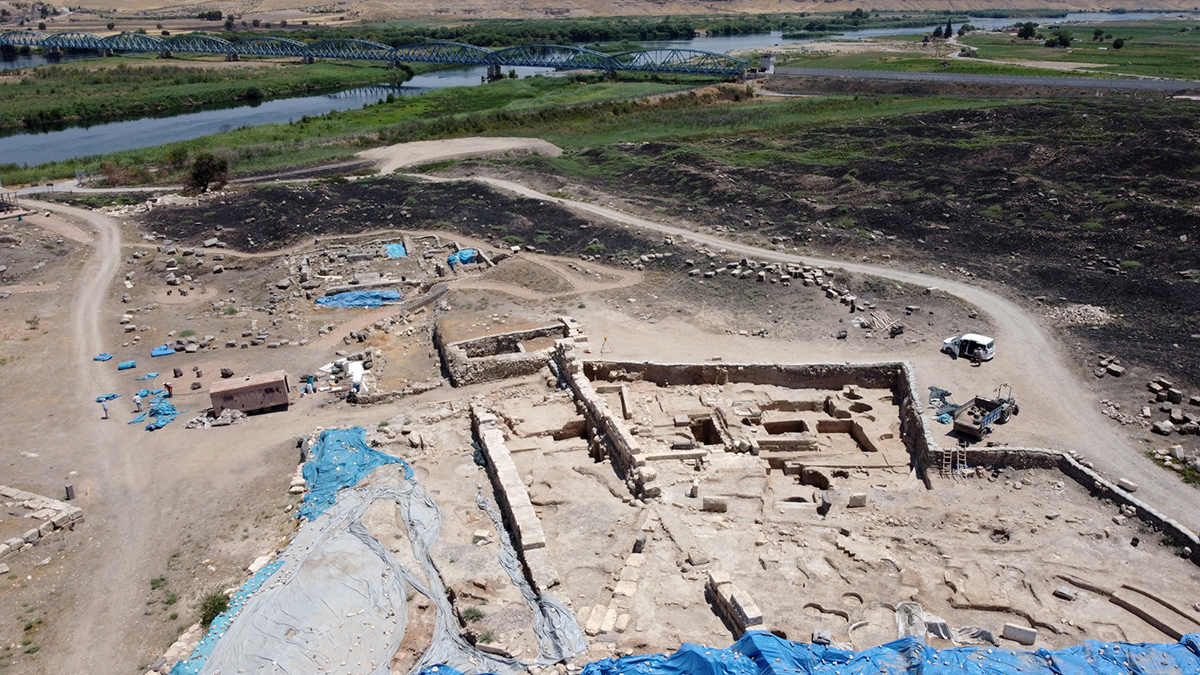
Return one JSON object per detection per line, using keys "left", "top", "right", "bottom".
{"left": 773, "top": 66, "right": 1200, "bottom": 91}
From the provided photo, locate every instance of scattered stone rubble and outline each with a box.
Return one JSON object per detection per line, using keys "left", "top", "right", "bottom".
{"left": 183, "top": 408, "right": 248, "bottom": 429}
{"left": 0, "top": 485, "right": 84, "bottom": 560}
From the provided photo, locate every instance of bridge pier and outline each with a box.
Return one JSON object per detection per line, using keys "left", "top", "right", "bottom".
{"left": 388, "top": 61, "right": 403, "bottom": 70}
{"left": 486, "top": 64, "right": 502, "bottom": 82}
{"left": 98, "top": 48, "right": 113, "bottom": 57}
{"left": 158, "top": 50, "right": 173, "bottom": 59}
{"left": 225, "top": 53, "right": 239, "bottom": 62}
{"left": 301, "top": 55, "right": 314, "bottom": 64}
{"left": 46, "top": 46, "right": 62, "bottom": 57}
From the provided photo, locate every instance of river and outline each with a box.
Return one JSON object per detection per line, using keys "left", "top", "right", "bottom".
{"left": 0, "top": 10, "right": 1189, "bottom": 166}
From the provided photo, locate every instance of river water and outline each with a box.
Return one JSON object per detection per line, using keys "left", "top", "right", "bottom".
{"left": 0, "top": 11, "right": 1188, "bottom": 165}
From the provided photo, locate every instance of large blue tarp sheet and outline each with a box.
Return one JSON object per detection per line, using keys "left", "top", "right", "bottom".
{"left": 385, "top": 243, "right": 407, "bottom": 258}
{"left": 169, "top": 559, "right": 286, "bottom": 675}
{"left": 118, "top": 360, "right": 137, "bottom": 371}
{"left": 298, "top": 428, "right": 413, "bottom": 521}
{"left": 314, "top": 290, "right": 403, "bottom": 308}
{"left": 136, "top": 372, "right": 159, "bottom": 380}
{"left": 418, "top": 631, "right": 1200, "bottom": 675}
{"left": 93, "top": 353, "right": 113, "bottom": 361}
{"left": 94, "top": 393, "right": 120, "bottom": 403}
{"left": 151, "top": 344, "right": 176, "bottom": 357}
{"left": 145, "top": 394, "right": 183, "bottom": 431}
{"left": 447, "top": 249, "right": 476, "bottom": 267}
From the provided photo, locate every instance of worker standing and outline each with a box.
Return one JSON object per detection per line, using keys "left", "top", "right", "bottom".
{"left": 164, "top": 382, "right": 173, "bottom": 398}
{"left": 101, "top": 400, "right": 109, "bottom": 419}
{"left": 133, "top": 393, "right": 143, "bottom": 413}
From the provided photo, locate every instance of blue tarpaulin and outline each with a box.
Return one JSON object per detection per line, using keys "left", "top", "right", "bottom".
{"left": 94, "top": 393, "right": 120, "bottom": 403}
{"left": 446, "top": 249, "right": 476, "bottom": 267}
{"left": 93, "top": 353, "right": 113, "bottom": 362}
{"left": 145, "top": 395, "right": 182, "bottom": 431}
{"left": 169, "top": 559, "right": 286, "bottom": 675}
{"left": 136, "top": 372, "right": 159, "bottom": 380}
{"left": 385, "top": 243, "right": 407, "bottom": 258}
{"left": 151, "top": 344, "right": 176, "bottom": 357}
{"left": 419, "top": 631, "right": 1200, "bottom": 675}
{"left": 314, "top": 290, "right": 403, "bottom": 309}
{"left": 128, "top": 412, "right": 147, "bottom": 425}
{"left": 298, "top": 428, "right": 413, "bottom": 521}
{"left": 118, "top": 360, "right": 137, "bottom": 371}
{"left": 136, "top": 387, "right": 164, "bottom": 399}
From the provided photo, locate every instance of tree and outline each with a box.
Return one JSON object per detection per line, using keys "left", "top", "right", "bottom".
{"left": 251, "top": 18, "right": 260, "bottom": 27}
{"left": 106, "top": 21, "right": 114, "bottom": 30}
{"left": 279, "top": 19, "right": 287, "bottom": 27}
{"left": 932, "top": 25, "right": 943, "bottom": 39}
{"left": 1112, "top": 37, "right": 1125, "bottom": 50}
{"left": 223, "top": 17, "right": 234, "bottom": 30}
{"left": 958, "top": 23, "right": 973, "bottom": 36}
{"left": 1093, "top": 27, "right": 1105, "bottom": 41}
{"left": 946, "top": 19, "right": 954, "bottom": 38}
{"left": 37, "top": 21, "right": 45, "bottom": 30}
{"left": 163, "top": 146, "right": 189, "bottom": 167}
{"left": 1016, "top": 22, "right": 1038, "bottom": 40}
{"left": 187, "top": 153, "right": 229, "bottom": 193}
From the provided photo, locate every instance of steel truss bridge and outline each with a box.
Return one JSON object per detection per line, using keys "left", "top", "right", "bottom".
{"left": 0, "top": 31, "right": 747, "bottom": 76}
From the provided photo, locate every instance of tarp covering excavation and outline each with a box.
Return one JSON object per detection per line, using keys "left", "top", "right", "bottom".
{"left": 314, "top": 289, "right": 403, "bottom": 308}
{"left": 175, "top": 427, "right": 583, "bottom": 675}
{"left": 298, "top": 427, "right": 413, "bottom": 521}
{"left": 151, "top": 344, "right": 176, "bottom": 357}
{"left": 422, "top": 630, "right": 1200, "bottom": 675}
{"left": 447, "top": 249, "right": 476, "bottom": 267}
{"left": 385, "top": 243, "right": 407, "bottom": 258}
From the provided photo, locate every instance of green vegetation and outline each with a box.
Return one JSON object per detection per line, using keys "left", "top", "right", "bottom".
{"left": 462, "top": 606, "right": 485, "bottom": 622}
{"left": 0, "top": 75, "right": 693, "bottom": 186}
{"left": 150, "top": 576, "right": 167, "bottom": 589}
{"left": 177, "top": 330, "right": 195, "bottom": 338}
{"left": 774, "top": 49, "right": 1096, "bottom": 78}
{"left": 0, "top": 59, "right": 416, "bottom": 130}
{"left": 199, "top": 592, "right": 230, "bottom": 628}
{"left": 963, "top": 20, "right": 1200, "bottom": 79}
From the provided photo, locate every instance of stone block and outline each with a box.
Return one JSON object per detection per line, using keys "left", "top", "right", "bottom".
{"left": 707, "top": 570, "right": 732, "bottom": 588}
{"left": 1152, "top": 421, "right": 1175, "bottom": 436}
{"left": 626, "top": 553, "right": 646, "bottom": 568}
{"left": 730, "top": 587, "right": 763, "bottom": 627}
{"left": 0, "top": 545, "right": 8, "bottom": 559}
{"left": 22, "top": 528, "right": 40, "bottom": 543}
{"left": 812, "top": 629, "right": 832, "bottom": 645}
{"left": 614, "top": 580, "right": 638, "bottom": 597}
{"left": 1053, "top": 586, "right": 1077, "bottom": 601}
{"left": 847, "top": 493, "right": 868, "bottom": 508}
{"left": 701, "top": 497, "right": 728, "bottom": 513}
{"left": 1117, "top": 478, "right": 1138, "bottom": 493}
{"left": 0, "top": 563, "right": 8, "bottom": 575}
{"left": 472, "top": 530, "right": 493, "bottom": 545}
{"left": 4, "top": 538, "right": 22, "bottom": 550}
{"left": 38, "top": 521, "right": 54, "bottom": 537}
{"left": 1106, "top": 364, "right": 1126, "bottom": 377}
{"left": 584, "top": 604, "right": 607, "bottom": 636}
{"left": 1167, "top": 389, "right": 1184, "bottom": 404}
{"left": 1001, "top": 623, "right": 1038, "bottom": 646}
{"left": 615, "top": 613, "right": 632, "bottom": 634}
{"left": 600, "top": 606, "right": 618, "bottom": 634}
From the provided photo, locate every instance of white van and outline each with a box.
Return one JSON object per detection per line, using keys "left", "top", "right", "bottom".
{"left": 942, "top": 333, "right": 995, "bottom": 361}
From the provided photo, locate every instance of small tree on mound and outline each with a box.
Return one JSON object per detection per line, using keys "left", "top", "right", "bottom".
{"left": 187, "top": 153, "right": 229, "bottom": 193}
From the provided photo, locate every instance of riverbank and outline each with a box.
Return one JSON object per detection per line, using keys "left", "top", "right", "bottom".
{"left": 0, "top": 56, "right": 419, "bottom": 131}
{"left": 0, "top": 74, "right": 703, "bottom": 186}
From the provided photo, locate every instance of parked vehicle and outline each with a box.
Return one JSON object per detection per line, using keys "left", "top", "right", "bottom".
{"left": 952, "top": 384, "right": 1019, "bottom": 439}
{"left": 942, "top": 333, "right": 995, "bottom": 361}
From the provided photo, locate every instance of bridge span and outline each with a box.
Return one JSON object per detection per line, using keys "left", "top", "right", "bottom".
{"left": 0, "top": 31, "right": 748, "bottom": 76}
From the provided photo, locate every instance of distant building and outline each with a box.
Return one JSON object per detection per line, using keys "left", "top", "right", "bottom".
{"left": 209, "top": 370, "right": 291, "bottom": 415}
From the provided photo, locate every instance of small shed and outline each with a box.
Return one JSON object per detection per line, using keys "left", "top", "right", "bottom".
{"left": 209, "top": 370, "right": 290, "bottom": 416}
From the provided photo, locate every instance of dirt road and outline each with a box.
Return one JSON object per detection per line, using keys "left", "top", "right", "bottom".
{"left": 438, "top": 174, "right": 1200, "bottom": 533}
{"left": 359, "top": 137, "right": 562, "bottom": 175}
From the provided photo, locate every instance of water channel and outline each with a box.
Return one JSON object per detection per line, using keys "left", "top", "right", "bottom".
{"left": 0, "top": 11, "right": 1187, "bottom": 166}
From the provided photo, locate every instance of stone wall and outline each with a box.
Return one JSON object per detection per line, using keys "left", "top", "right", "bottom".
{"left": 436, "top": 319, "right": 580, "bottom": 387}
{"left": 471, "top": 405, "right": 560, "bottom": 593}
{"left": 0, "top": 485, "right": 84, "bottom": 561}
{"left": 944, "top": 446, "right": 1200, "bottom": 566}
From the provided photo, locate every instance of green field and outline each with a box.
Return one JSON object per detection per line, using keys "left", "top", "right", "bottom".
{"left": 0, "top": 57, "right": 420, "bottom": 130}
{"left": 0, "top": 75, "right": 698, "bottom": 185}
{"left": 962, "top": 20, "right": 1200, "bottom": 79}
{"left": 773, "top": 48, "right": 1103, "bottom": 78}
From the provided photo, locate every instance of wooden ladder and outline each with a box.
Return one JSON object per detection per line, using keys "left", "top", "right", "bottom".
{"left": 941, "top": 449, "right": 953, "bottom": 477}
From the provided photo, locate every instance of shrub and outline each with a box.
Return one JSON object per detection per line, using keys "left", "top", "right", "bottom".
{"left": 150, "top": 576, "right": 166, "bottom": 590}
{"left": 199, "top": 592, "right": 229, "bottom": 628}
{"left": 1120, "top": 260, "right": 1142, "bottom": 269}
{"left": 462, "top": 606, "right": 485, "bottom": 622}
